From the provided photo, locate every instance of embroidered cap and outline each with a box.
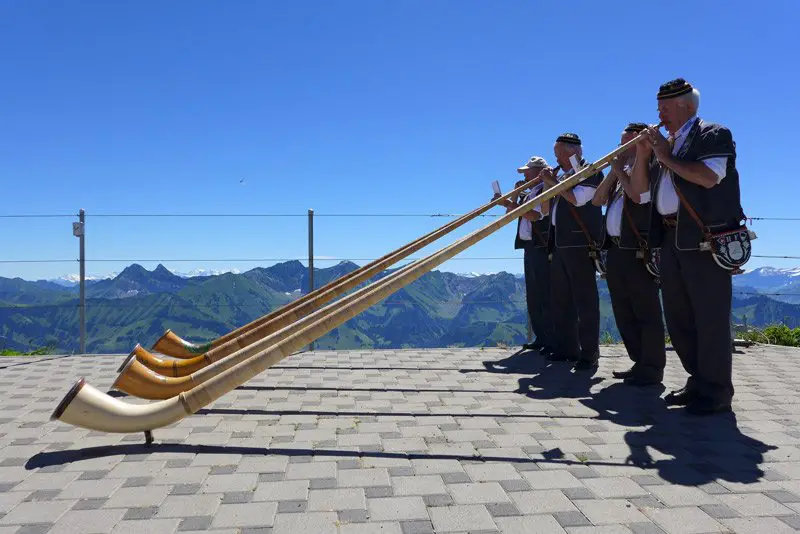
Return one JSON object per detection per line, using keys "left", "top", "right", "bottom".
{"left": 516, "top": 155, "right": 548, "bottom": 173}
{"left": 624, "top": 122, "right": 648, "bottom": 133}
{"left": 657, "top": 78, "right": 693, "bottom": 100}
{"left": 555, "top": 132, "right": 581, "bottom": 145}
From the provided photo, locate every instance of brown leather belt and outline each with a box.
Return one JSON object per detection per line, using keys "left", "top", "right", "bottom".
{"left": 662, "top": 215, "right": 677, "bottom": 228}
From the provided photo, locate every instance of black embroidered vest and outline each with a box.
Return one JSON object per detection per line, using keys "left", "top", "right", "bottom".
{"left": 647, "top": 119, "right": 744, "bottom": 250}
{"left": 548, "top": 163, "right": 605, "bottom": 249}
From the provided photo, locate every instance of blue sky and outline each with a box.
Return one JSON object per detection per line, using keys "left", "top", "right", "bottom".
{"left": 1, "top": 1, "right": 797, "bottom": 281}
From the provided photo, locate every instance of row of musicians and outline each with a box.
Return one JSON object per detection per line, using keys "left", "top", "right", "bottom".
{"left": 495, "top": 77, "right": 748, "bottom": 416}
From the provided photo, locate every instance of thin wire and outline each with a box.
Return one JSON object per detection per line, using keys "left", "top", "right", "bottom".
{"left": 0, "top": 298, "right": 533, "bottom": 310}
{"left": 0, "top": 257, "right": 529, "bottom": 264}
{"left": 0, "top": 212, "right": 798, "bottom": 220}
{"left": 0, "top": 213, "right": 502, "bottom": 219}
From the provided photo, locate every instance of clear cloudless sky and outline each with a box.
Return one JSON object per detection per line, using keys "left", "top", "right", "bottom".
{"left": 1, "top": 1, "right": 798, "bottom": 281}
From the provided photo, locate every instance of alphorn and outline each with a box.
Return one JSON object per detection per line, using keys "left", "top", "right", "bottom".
{"left": 151, "top": 183, "right": 533, "bottom": 359}
{"left": 51, "top": 128, "right": 655, "bottom": 435}
{"left": 112, "top": 172, "right": 571, "bottom": 398}
{"left": 123, "top": 173, "right": 557, "bottom": 378}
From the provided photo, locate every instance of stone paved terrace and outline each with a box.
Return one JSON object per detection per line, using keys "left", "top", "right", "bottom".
{"left": 1, "top": 344, "right": 800, "bottom": 534}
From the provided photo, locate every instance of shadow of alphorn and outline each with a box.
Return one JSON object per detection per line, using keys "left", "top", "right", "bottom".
{"left": 124, "top": 176, "right": 550, "bottom": 377}
{"left": 51, "top": 130, "right": 653, "bottom": 432}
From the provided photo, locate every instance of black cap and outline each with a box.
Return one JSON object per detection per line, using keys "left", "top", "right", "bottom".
{"left": 657, "top": 78, "right": 693, "bottom": 100}
{"left": 555, "top": 132, "right": 581, "bottom": 145}
{"left": 624, "top": 122, "right": 648, "bottom": 133}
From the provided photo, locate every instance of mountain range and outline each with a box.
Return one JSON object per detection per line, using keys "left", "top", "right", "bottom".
{"left": 1, "top": 262, "right": 798, "bottom": 353}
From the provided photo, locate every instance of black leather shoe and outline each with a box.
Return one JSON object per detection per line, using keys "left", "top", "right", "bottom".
{"left": 572, "top": 359, "right": 599, "bottom": 372}
{"left": 612, "top": 366, "right": 637, "bottom": 379}
{"left": 522, "top": 342, "right": 539, "bottom": 351}
{"left": 623, "top": 374, "right": 662, "bottom": 387}
{"left": 685, "top": 399, "right": 732, "bottom": 416}
{"left": 664, "top": 386, "right": 695, "bottom": 406}
{"left": 546, "top": 352, "right": 577, "bottom": 362}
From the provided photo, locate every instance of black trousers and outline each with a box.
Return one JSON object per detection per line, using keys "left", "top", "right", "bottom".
{"left": 660, "top": 228, "right": 734, "bottom": 403}
{"left": 550, "top": 246, "right": 600, "bottom": 361}
{"left": 605, "top": 244, "right": 666, "bottom": 379}
{"left": 523, "top": 246, "right": 555, "bottom": 350}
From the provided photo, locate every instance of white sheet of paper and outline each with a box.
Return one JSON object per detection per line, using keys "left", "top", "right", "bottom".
{"left": 491, "top": 180, "right": 501, "bottom": 195}
{"left": 569, "top": 154, "right": 581, "bottom": 173}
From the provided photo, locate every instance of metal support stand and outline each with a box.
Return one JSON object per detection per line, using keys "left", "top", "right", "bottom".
{"left": 72, "top": 210, "right": 86, "bottom": 354}
{"left": 308, "top": 208, "right": 315, "bottom": 352}
{"left": 144, "top": 430, "right": 154, "bottom": 446}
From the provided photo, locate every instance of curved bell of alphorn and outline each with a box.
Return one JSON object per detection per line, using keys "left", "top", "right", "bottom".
{"left": 125, "top": 344, "right": 209, "bottom": 377}
{"left": 112, "top": 357, "right": 196, "bottom": 399}
{"left": 52, "top": 128, "right": 654, "bottom": 433}
{"left": 151, "top": 330, "right": 212, "bottom": 359}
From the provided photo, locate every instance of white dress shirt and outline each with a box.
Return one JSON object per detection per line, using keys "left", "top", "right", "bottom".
{"left": 518, "top": 183, "right": 545, "bottom": 241}
{"left": 656, "top": 116, "right": 729, "bottom": 216}
{"left": 606, "top": 164, "right": 644, "bottom": 237}
{"left": 551, "top": 168, "right": 596, "bottom": 226}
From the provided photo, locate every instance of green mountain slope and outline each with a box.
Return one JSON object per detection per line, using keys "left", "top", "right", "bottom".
{"left": 2, "top": 260, "right": 799, "bottom": 353}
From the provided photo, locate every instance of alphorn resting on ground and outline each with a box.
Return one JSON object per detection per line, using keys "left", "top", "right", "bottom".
{"left": 50, "top": 126, "right": 657, "bottom": 438}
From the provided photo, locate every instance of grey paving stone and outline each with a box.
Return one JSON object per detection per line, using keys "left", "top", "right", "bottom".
{"left": 178, "top": 516, "right": 213, "bottom": 531}
{"left": 122, "top": 507, "right": 158, "bottom": 520}
{"left": 365, "top": 486, "right": 393, "bottom": 498}
{"left": 277, "top": 500, "right": 307, "bottom": 513}
{"left": 15, "top": 526, "right": 53, "bottom": 534}
{"left": 561, "top": 487, "right": 595, "bottom": 500}
{"left": 766, "top": 490, "right": 800, "bottom": 503}
{"left": 441, "top": 472, "right": 471, "bottom": 484}
{"left": 258, "top": 472, "right": 285, "bottom": 482}
{"left": 222, "top": 491, "right": 252, "bottom": 504}
{"left": 631, "top": 475, "right": 665, "bottom": 486}
{"left": 170, "top": 483, "right": 201, "bottom": 495}
{"left": 211, "top": 465, "right": 238, "bottom": 475}
{"left": 165, "top": 459, "right": 192, "bottom": 468}
{"left": 399, "top": 520, "right": 435, "bottom": 534}
{"left": 553, "top": 510, "right": 591, "bottom": 527}
{"left": 389, "top": 466, "right": 415, "bottom": 477}
{"left": 77, "top": 470, "right": 109, "bottom": 481}
{"left": 629, "top": 522, "right": 668, "bottom": 534}
{"left": 24, "top": 490, "right": 60, "bottom": 502}
{"left": 338, "top": 509, "right": 368, "bottom": 522}
{"left": 309, "top": 477, "right": 337, "bottom": 489}
{"left": 629, "top": 496, "right": 666, "bottom": 509}
{"left": 71, "top": 498, "right": 106, "bottom": 511}
{"left": 485, "top": 502, "right": 520, "bottom": 517}
{"left": 122, "top": 476, "right": 152, "bottom": 488}
{"left": 778, "top": 514, "right": 800, "bottom": 529}
{"left": 422, "top": 494, "right": 453, "bottom": 507}
{"left": 699, "top": 504, "right": 740, "bottom": 519}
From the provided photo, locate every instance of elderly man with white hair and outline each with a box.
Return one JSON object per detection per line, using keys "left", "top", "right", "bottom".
{"left": 631, "top": 78, "right": 747, "bottom": 415}
{"left": 539, "top": 133, "right": 605, "bottom": 372}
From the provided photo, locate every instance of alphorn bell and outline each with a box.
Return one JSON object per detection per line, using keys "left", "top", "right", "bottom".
{"left": 120, "top": 174, "right": 556, "bottom": 379}
{"left": 51, "top": 126, "right": 658, "bottom": 434}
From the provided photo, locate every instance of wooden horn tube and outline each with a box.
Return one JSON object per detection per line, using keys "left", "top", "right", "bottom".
{"left": 52, "top": 132, "right": 646, "bottom": 432}
{"left": 150, "top": 180, "right": 536, "bottom": 359}
{"left": 132, "top": 178, "right": 545, "bottom": 376}
{"left": 124, "top": 345, "right": 210, "bottom": 377}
